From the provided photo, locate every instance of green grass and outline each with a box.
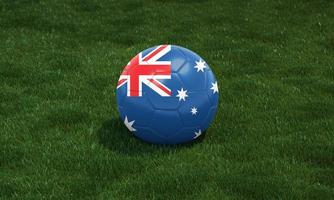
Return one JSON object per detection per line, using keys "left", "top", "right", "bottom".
{"left": 0, "top": 0, "right": 334, "bottom": 199}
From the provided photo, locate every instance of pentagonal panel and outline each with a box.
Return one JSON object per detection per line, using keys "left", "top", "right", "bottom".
{"left": 178, "top": 91, "right": 211, "bottom": 127}
{"left": 150, "top": 110, "right": 183, "bottom": 138}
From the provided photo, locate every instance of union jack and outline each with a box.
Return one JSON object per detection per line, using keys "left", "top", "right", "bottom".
{"left": 117, "top": 45, "right": 172, "bottom": 97}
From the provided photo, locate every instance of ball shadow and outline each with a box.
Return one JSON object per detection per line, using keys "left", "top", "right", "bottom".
{"left": 97, "top": 118, "right": 207, "bottom": 156}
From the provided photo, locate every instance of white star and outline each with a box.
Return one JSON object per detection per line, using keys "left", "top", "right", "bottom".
{"left": 191, "top": 107, "right": 198, "bottom": 115}
{"left": 124, "top": 116, "right": 136, "bottom": 132}
{"left": 194, "top": 59, "right": 207, "bottom": 72}
{"left": 194, "top": 129, "right": 202, "bottom": 139}
{"left": 210, "top": 81, "right": 219, "bottom": 94}
{"left": 176, "top": 88, "right": 188, "bottom": 101}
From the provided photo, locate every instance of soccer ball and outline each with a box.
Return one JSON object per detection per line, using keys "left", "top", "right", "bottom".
{"left": 116, "top": 45, "right": 219, "bottom": 144}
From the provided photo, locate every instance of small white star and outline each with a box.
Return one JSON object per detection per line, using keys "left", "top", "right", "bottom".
{"left": 176, "top": 88, "right": 188, "bottom": 101}
{"left": 210, "top": 81, "right": 219, "bottom": 94}
{"left": 191, "top": 107, "right": 198, "bottom": 115}
{"left": 194, "top": 59, "right": 207, "bottom": 72}
{"left": 194, "top": 129, "right": 202, "bottom": 139}
{"left": 124, "top": 116, "right": 136, "bottom": 132}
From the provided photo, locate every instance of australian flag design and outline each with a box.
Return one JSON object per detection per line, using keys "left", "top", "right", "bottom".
{"left": 116, "top": 45, "right": 219, "bottom": 144}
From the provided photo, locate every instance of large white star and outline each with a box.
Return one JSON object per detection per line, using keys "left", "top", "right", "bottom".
{"left": 191, "top": 107, "right": 198, "bottom": 115}
{"left": 124, "top": 116, "right": 136, "bottom": 132}
{"left": 194, "top": 59, "right": 207, "bottom": 72}
{"left": 194, "top": 129, "right": 202, "bottom": 139}
{"left": 176, "top": 88, "right": 188, "bottom": 101}
{"left": 210, "top": 81, "right": 219, "bottom": 94}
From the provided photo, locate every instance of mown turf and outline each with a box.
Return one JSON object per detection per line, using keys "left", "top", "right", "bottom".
{"left": 0, "top": 0, "right": 334, "bottom": 199}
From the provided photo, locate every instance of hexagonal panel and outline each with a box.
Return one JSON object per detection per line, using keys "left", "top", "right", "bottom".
{"left": 206, "top": 70, "right": 219, "bottom": 106}
{"left": 167, "top": 126, "right": 200, "bottom": 144}
{"left": 159, "top": 46, "right": 187, "bottom": 72}
{"left": 178, "top": 91, "right": 211, "bottom": 127}
{"left": 141, "top": 46, "right": 157, "bottom": 57}
{"left": 177, "top": 46, "right": 202, "bottom": 62}
{"left": 117, "top": 105, "right": 126, "bottom": 120}
{"left": 150, "top": 110, "right": 183, "bottom": 138}
{"left": 133, "top": 126, "right": 167, "bottom": 144}
{"left": 201, "top": 106, "right": 218, "bottom": 130}
{"left": 116, "top": 81, "right": 127, "bottom": 107}
{"left": 122, "top": 92, "right": 154, "bottom": 126}
{"left": 177, "top": 60, "right": 207, "bottom": 91}
{"left": 146, "top": 73, "right": 184, "bottom": 110}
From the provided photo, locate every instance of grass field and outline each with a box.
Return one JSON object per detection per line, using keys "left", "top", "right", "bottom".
{"left": 1, "top": 0, "right": 334, "bottom": 199}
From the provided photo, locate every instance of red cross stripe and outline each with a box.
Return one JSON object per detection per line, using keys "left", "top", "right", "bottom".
{"left": 117, "top": 45, "right": 172, "bottom": 97}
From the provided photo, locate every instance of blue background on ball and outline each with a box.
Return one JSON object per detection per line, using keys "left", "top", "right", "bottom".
{"left": 117, "top": 45, "right": 218, "bottom": 144}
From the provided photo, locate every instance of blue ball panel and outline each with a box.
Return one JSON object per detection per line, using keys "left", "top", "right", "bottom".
{"left": 146, "top": 73, "right": 183, "bottom": 110}
{"left": 178, "top": 46, "right": 202, "bottom": 63}
{"left": 201, "top": 106, "right": 218, "bottom": 130}
{"left": 168, "top": 127, "right": 200, "bottom": 144}
{"left": 150, "top": 110, "right": 183, "bottom": 138}
{"left": 159, "top": 46, "right": 186, "bottom": 73}
{"left": 206, "top": 70, "right": 219, "bottom": 106}
{"left": 178, "top": 92, "right": 211, "bottom": 127}
{"left": 133, "top": 127, "right": 166, "bottom": 144}
{"left": 122, "top": 93, "right": 154, "bottom": 126}
{"left": 178, "top": 61, "right": 207, "bottom": 91}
